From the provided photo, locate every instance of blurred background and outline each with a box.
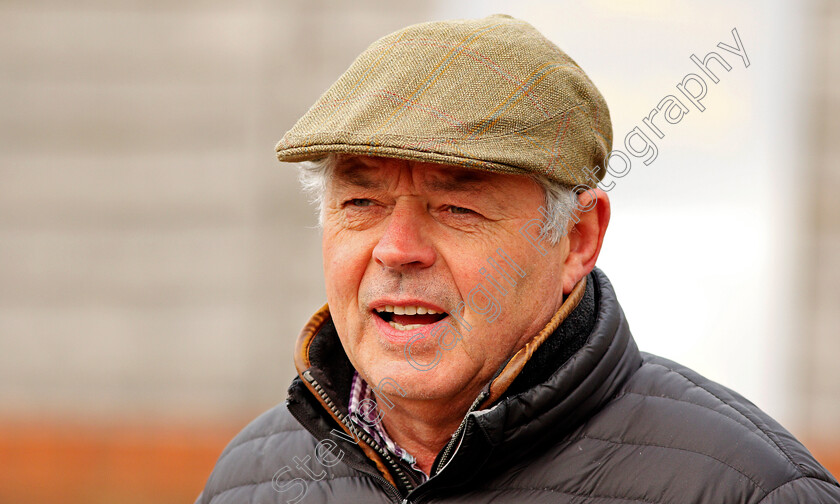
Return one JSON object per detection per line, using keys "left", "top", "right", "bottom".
{"left": 1, "top": 0, "right": 838, "bottom": 502}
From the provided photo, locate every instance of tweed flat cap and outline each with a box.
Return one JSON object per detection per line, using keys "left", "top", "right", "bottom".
{"left": 276, "top": 14, "right": 612, "bottom": 188}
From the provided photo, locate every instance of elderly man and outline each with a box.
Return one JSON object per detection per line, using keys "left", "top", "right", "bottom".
{"left": 197, "top": 15, "right": 840, "bottom": 504}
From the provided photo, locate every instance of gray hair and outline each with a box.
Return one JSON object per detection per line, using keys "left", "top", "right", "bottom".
{"left": 297, "top": 154, "right": 579, "bottom": 245}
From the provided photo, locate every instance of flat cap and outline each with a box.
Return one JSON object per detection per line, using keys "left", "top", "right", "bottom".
{"left": 276, "top": 14, "right": 612, "bottom": 188}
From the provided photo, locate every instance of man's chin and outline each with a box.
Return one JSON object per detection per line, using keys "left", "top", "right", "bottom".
{"left": 362, "top": 359, "right": 473, "bottom": 403}
{"left": 370, "top": 312, "right": 453, "bottom": 353}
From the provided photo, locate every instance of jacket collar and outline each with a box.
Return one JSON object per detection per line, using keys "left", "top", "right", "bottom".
{"left": 288, "top": 267, "right": 643, "bottom": 489}
{"left": 478, "top": 273, "right": 588, "bottom": 409}
{"left": 478, "top": 269, "right": 641, "bottom": 445}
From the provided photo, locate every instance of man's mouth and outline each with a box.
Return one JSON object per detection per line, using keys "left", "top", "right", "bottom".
{"left": 373, "top": 305, "right": 448, "bottom": 331}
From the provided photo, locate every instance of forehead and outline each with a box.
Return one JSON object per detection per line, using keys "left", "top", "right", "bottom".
{"left": 331, "top": 155, "right": 517, "bottom": 193}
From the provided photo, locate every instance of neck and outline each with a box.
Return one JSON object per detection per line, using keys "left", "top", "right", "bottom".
{"left": 378, "top": 388, "right": 481, "bottom": 475}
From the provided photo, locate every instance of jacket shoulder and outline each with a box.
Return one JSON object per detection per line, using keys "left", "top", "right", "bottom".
{"left": 195, "top": 402, "right": 315, "bottom": 504}
{"left": 195, "top": 402, "right": 393, "bottom": 504}
{"left": 579, "top": 352, "right": 840, "bottom": 501}
{"left": 220, "top": 401, "right": 310, "bottom": 460}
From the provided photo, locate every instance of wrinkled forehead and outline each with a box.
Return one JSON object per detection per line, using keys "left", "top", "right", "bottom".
{"left": 330, "top": 155, "right": 530, "bottom": 195}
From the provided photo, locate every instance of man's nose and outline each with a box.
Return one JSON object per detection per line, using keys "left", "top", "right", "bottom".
{"left": 372, "top": 201, "right": 436, "bottom": 270}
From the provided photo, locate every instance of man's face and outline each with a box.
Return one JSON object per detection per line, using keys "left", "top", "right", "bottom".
{"left": 322, "top": 155, "right": 570, "bottom": 403}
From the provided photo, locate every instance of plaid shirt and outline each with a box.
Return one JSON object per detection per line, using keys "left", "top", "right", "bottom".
{"left": 348, "top": 371, "right": 429, "bottom": 482}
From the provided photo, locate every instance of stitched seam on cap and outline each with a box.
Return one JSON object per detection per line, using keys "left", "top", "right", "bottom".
{"left": 278, "top": 101, "right": 585, "bottom": 146}
{"left": 274, "top": 143, "right": 538, "bottom": 175}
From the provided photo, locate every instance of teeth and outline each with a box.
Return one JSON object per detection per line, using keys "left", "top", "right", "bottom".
{"left": 374, "top": 305, "right": 442, "bottom": 315}
{"left": 388, "top": 321, "right": 425, "bottom": 331}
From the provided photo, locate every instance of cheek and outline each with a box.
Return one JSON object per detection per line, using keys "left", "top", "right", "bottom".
{"left": 442, "top": 246, "right": 511, "bottom": 326}
{"left": 322, "top": 230, "right": 373, "bottom": 306}
{"left": 459, "top": 244, "right": 555, "bottom": 325}
{"left": 503, "top": 246, "right": 566, "bottom": 317}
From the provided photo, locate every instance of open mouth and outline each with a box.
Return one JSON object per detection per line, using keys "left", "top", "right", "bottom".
{"left": 374, "top": 305, "right": 448, "bottom": 331}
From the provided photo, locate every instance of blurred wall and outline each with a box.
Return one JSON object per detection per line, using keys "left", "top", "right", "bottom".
{"left": 0, "top": 0, "right": 438, "bottom": 421}
{"left": 803, "top": 0, "right": 840, "bottom": 448}
{"left": 0, "top": 1, "right": 837, "bottom": 502}
{"left": 0, "top": 1, "right": 434, "bottom": 502}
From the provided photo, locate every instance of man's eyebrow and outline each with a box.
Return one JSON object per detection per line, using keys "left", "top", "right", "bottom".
{"left": 425, "top": 171, "right": 490, "bottom": 193}
{"left": 333, "top": 160, "right": 381, "bottom": 189}
{"left": 332, "top": 159, "right": 493, "bottom": 192}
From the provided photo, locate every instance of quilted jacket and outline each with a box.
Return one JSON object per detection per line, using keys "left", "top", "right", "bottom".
{"left": 196, "top": 268, "right": 840, "bottom": 503}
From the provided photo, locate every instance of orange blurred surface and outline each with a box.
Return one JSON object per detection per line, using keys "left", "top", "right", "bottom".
{"left": 808, "top": 440, "right": 840, "bottom": 482}
{"left": 0, "top": 418, "right": 248, "bottom": 504}
{"left": 0, "top": 419, "right": 838, "bottom": 503}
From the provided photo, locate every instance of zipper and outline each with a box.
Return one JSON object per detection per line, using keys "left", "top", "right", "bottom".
{"left": 404, "top": 391, "right": 490, "bottom": 504}
{"left": 302, "top": 370, "right": 416, "bottom": 495}
{"left": 430, "top": 391, "right": 488, "bottom": 476}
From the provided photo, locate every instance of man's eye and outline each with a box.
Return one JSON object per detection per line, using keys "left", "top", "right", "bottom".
{"left": 448, "top": 205, "right": 475, "bottom": 215}
{"left": 347, "top": 198, "right": 374, "bottom": 207}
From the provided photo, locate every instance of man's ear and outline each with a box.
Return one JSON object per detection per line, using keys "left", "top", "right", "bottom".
{"left": 561, "top": 188, "right": 610, "bottom": 294}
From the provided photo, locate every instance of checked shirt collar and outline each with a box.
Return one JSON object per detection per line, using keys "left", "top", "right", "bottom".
{"left": 348, "top": 371, "right": 429, "bottom": 483}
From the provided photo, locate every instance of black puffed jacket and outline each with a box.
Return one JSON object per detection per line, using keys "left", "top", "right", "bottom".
{"left": 196, "top": 269, "right": 840, "bottom": 503}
